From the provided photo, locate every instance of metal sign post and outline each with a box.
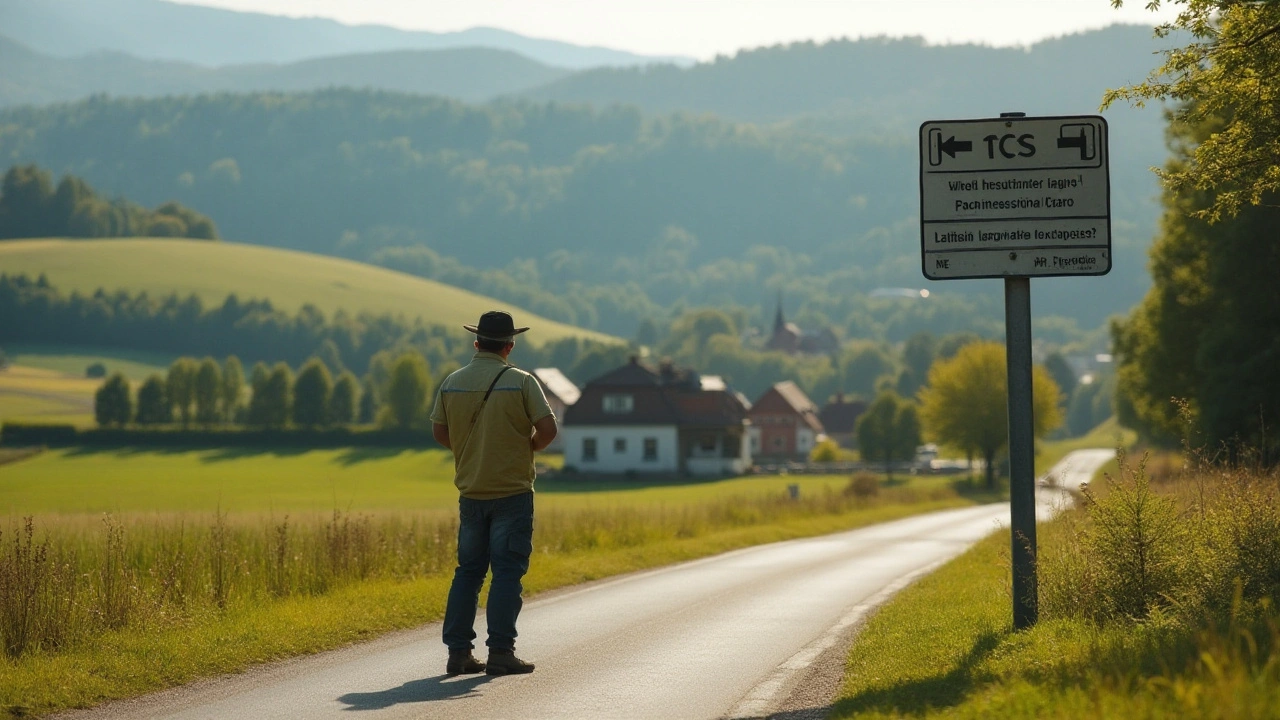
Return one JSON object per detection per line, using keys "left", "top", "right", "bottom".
{"left": 918, "top": 112, "right": 1111, "bottom": 630}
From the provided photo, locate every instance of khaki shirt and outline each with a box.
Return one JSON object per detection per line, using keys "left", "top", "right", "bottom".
{"left": 429, "top": 352, "right": 554, "bottom": 500}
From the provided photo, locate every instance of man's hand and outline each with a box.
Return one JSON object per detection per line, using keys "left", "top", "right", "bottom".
{"left": 530, "top": 415, "right": 558, "bottom": 452}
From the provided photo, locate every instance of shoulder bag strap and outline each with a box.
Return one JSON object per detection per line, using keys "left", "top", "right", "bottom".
{"left": 452, "top": 365, "right": 512, "bottom": 457}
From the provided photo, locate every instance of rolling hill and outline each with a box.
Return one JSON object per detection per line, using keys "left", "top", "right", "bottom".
{"left": 0, "top": 0, "right": 690, "bottom": 69}
{"left": 0, "top": 238, "right": 617, "bottom": 346}
{"left": 0, "top": 35, "right": 573, "bottom": 108}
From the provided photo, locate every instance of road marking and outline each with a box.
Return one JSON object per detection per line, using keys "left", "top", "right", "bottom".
{"left": 724, "top": 557, "right": 949, "bottom": 719}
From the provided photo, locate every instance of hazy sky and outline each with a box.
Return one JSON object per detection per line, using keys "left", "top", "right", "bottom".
{"left": 172, "top": 0, "right": 1179, "bottom": 59}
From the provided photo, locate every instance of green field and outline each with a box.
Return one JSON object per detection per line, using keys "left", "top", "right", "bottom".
{"left": 0, "top": 365, "right": 99, "bottom": 427}
{"left": 0, "top": 238, "right": 615, "bottom": 346}
{"left": 6, "top": 345, "right": 172, "bottom": 381}
{"left": 0, "top": 447, "right": 900, "bottom": 516}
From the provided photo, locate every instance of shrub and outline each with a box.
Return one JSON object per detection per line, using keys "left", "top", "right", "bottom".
{"left": 810, "top": 439, "right": 841, "bottom": 462}
{"left": 85, "top": 362, "right": 106, "bottom": 379}
{"left": 845, "top": 472, "right": 880, "bottom": 499}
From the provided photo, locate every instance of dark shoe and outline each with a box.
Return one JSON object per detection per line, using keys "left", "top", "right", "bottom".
{"left": 485, "top": 649, "right": 535, "bottom": 675}
{"left": 446, "top": 650, "right": 486, "bottom": 675}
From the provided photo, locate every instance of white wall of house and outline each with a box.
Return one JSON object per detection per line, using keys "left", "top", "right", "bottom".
{"left": 562, "top": 425, "right": 679, "bottom": 473}
{"left": 797, "top": 427, "right": 816, "bottom": 454}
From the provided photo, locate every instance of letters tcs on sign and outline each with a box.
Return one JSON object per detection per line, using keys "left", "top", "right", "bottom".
{"left": 918, "top": 114, "right": 1111, "bottom": 280}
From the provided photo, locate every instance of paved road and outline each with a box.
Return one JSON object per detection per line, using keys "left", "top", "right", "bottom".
{"left": 64, "top": 450, "right": 1114, "bottom": 720}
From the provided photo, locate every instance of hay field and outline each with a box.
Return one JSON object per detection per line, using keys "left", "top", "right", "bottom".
{"left": 0, "top": 238, "right": 615, "bottom": 346}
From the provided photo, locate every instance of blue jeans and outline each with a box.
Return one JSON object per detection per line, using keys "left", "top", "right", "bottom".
{"left": 442, "top": 491, "right": 534, "bottom": 652}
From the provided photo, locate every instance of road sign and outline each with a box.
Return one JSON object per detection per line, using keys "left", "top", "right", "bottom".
{"left": 919, "top": 114, "right": 1111, "bottom": 280}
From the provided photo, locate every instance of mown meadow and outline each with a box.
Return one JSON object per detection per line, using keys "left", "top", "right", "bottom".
{"left": 0, "top": 447, "right": 989, "bottom": 717}
{"left": 832, "top": 449, "right": 1280, "bottom": 719}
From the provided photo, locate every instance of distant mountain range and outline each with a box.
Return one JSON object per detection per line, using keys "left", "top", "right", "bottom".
{"left": 0, "top": 0, "right": 692, "bottom": 69}
{"left": 0, "top": 35, "right": 572, "bottom": 107}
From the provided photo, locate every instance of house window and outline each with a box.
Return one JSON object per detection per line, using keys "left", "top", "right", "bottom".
{"left": 772, "top": 436, "right": 785, "bottom": 449}
{"left": 602, "top": 394, "right": 634, "bottom": 414}
{"left": 583, "top": 437, "right": 597, "bottom": 461}
{"left": 614, "top": 437, "right": 627, "bottom": 454}
{"left": 643, "top": 437, "right": 658, "bottom": 461}
{"left": 699, "top": 435, "right": 717, "bottom": 453}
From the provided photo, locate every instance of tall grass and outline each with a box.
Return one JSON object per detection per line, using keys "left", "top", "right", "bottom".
{"left": 1040, "top": 450, "right": 1280, "bottom": 624}
{"left": 0, "top": 477, "right": 958, "bottom": 662}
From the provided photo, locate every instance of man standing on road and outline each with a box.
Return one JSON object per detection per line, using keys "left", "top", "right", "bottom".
{"left": 431, "top": 310, "right": 558, "bottom": 677}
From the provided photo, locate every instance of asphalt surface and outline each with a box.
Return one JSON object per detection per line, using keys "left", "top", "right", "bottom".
{"left": 61, "top": 449, "right": 1114, "bottom": 720}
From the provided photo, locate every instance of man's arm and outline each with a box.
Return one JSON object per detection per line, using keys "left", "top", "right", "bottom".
{"left": 432, "top": 422, "right": 452, "bottom": 450}
{"left": 530, "top": 415, "right": 558, "bottom": 452}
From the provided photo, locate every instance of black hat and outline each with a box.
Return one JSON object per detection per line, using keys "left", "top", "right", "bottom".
{"left": 464, "top": 310, "right": 529, "bottom": 341}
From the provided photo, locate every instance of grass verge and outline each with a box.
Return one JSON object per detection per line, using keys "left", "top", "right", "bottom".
{"left": 0, "top": 487, "right": 975, "bottom": 718}
{"left": 832, "top": 460, "right": 1280, "bottom": 719}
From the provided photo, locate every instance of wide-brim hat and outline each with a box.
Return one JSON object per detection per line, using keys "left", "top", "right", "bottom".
{"left": 464, "top": 310, "right": 530, "bottom": 341}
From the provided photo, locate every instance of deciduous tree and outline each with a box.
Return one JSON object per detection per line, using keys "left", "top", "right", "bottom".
{"left": 134, "top": 374, "right": 171, "bottom": 425}
{"left": 94, "top": 373, "right": 132, "bottom": 427}
{"left": 220, "top": 356, "right": 244, "bottom": 423}
{"left": 380, "top": 352, "right": 431, "bottom": 430}
{"left": 918, "top": 342, "right": 1062, "bottom": 487}
{"left": 193, "top": 356, "right": 222, "bottom": 426}
{"left": 166, "top": 357, "right": 199, "bottom": 428}
{"left": 1107, "top": 0, "right": 1280, "bottom": 220}
{"left": 329, "top": 371, "right": 359, "bottom": 426}
{"left": 292, "top": 358, "right": 333, "bottom": 428}
{"left": 249, "top": 363, "right": 292, "bottom": 429}
{"left": 856, "top": 391, "right": 921, "bottom": 480}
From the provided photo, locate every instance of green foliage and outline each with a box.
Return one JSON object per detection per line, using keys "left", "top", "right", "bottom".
{"left": 0, "top": 165, "right": 217, "bottom": 240}
{"left": 84, "top": 362, "right": 106, "bottom": 379}
{"left": 248, "top": 363, "right": 292, "bottom": 429}
{"left": 292, "top": 358, "right": 334, "bottom": 429}
{"left": 809, "top": 438, "right": 841, "bottom": 463}
{"left": 918, "top": 342, "right": 1062, "bottom": 487}
{"left": 1042, "top": 351, "right": 1077, "bottom": 400}
{"left": 93, "top": 373, "right": 132, "bottom": 428}
{"left": 1111, "top": 112, "right": 1280, "bottom": 450}
{"left": 133, "top": 374, "right": 170, "bottom": 426}
{"left": 193, "top": 357, "right": 222, "bottom": 426}
{"left": 0, "top": 272, "right": 618, "bottom": 392}
{"left": 1107, "top": 0, "right": 1280, "bottom": 220}
{"left": 856, "top": 392, "right": 921, "bottom": 480}
{"left": 329, "top": 371, "right": 359, "bottom": 426}
{"left": 380, "top": 353, "right": 432, "bottom": 430}
{"left": 0, "top": 90, "right": 1155, "bottom": 333}
{"left": 220, "top": 356, "right": 244, "bottom": 422}
{"left": 165, "top": 358, "right": 198, "bottom": 428}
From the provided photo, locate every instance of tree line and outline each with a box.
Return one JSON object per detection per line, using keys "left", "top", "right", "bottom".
{"left": 0, "top": 164, "right": 217, "bottom": 240}
{"left": 94, "top": 351, "right": 440, "bottom": 431}
{"left": 0, "top": 272, "right": 632, "bottom": 387}
{"left": 0, "top": 90, "right": 1152, "bottom": 336}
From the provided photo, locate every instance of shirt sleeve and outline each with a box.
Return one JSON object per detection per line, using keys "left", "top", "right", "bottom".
{"left": 428, "top": 385, "right": 447, "bottom": 425}
{"left": 524, "top": 372, "right": 555, "bottom": 423}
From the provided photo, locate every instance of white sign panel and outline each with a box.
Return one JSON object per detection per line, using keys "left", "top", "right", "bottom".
{"left": 919, "top": 115, "right": 1111, "bottom": 280}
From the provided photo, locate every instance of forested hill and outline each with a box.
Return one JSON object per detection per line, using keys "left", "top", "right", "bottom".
{"left": 0, "top": 0, "right": 688, "bottom": 69}
{"left": 522, "top": 26, "right": 1174, "bottom": 128}
{"left": 0, "top": 35, "right": 572, "bottom": 108}
{"left": 0, "top": 90, "right": 1158, "bottom": 333}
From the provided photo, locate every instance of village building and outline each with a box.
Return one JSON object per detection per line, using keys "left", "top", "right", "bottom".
{"left": 561, "top": 357, "right": 751, "bottom": 476}
{"left": 532, "top": 368, "right": 580, "bottom": 452}
{"left": 818, "top": 393, "right": 868, "bottom": 449}
{"left": 748, "top": 381, "right": 825, "bottom": 461}
{"left": 763, "top": 298, "right": 839, "bottom": 355}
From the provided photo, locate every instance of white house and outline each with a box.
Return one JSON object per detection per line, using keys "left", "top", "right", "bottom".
{"left": 561, "top": 357, "right": 751, "bottom": 476}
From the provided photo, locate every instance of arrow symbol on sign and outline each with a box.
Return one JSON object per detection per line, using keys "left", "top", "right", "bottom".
{"left": 1057, "top": 128, "right": 1089, "bottom": 159}
{"left": 939, "top": 136, "right": 973, "bottom": 159}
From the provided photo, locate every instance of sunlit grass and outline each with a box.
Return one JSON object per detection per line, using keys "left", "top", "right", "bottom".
{"left": 832, "top": 452, "right": 1280, "bottom": 719}
{"left": 0, "top": 238, "right": 615, "bottom": 346}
